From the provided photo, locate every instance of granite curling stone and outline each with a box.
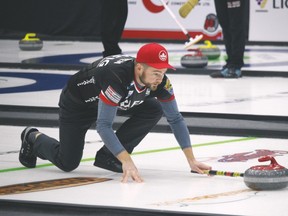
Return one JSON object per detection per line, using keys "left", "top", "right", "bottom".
{"left": 198, "top": 40, "right": 221, "bottom": 60}
{"left": 244, "top": 156, "right": 288, "bottom": 190}
{"left": 19, "top": 33, "right": 43, "bottom": 51}
{"left": 180, "top": 49, "right": 208, "bottom": 68}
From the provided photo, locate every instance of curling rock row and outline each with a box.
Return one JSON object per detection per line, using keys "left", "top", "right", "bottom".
{"left": 198, "top": 40, "right": 221, "bottom": 60}
{"left": 244, "top": 156, "right": 288, "bottom": 190}
{"left": 180, "top": 49, "right": 208, "bottom": 68}
{"left": 19, "top": 33, "right": 43, "bottom": 51}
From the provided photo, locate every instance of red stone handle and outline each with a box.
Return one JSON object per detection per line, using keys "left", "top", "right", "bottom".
{"left": 257, "top": 156, "right": 285, "bottom": 170}
{"left": 258, "top": 155, "right": 277, "bottom": 163}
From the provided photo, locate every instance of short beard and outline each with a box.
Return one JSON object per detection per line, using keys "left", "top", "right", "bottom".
{"left": 139, "top": 74, "right": 158, "bottom": 91}
{"left": 149, "top": 85, "right": 158, "bottom": 91}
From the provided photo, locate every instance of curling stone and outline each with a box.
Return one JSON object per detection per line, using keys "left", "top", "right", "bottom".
{"left": 244, "top": 156, "right": 288, "bottom": 190}
{"left": 198, "top": 40, "right": 221, "bottom": 60}
{"left": 19, "top": 33, "right": 43, "bottom": 51}
{"left": 180, "top": 49, "right": 208, "bottom": 68}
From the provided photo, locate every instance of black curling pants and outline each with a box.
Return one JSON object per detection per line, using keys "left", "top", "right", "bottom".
{"left": 32, "top": 88, "right": 163, "bottom": 172}
{"left": 101, "top": 0, "right": 128, "bottom": 57}
{"left": 214, "top": 0, "right": 249, "bottom": 69}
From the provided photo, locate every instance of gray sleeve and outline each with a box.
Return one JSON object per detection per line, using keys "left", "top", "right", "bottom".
{"left": 96, "top": 99, "right": 125, "bottom": 156}
{"left": 159, "top": 99, "right": 191, "bottom": 149}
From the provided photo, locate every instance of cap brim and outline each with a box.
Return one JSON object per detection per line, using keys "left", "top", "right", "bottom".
{"left": 146, "top": 63, "right": 176, "bottom": 70}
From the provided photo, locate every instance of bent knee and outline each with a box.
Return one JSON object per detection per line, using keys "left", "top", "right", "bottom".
{"left": 59, "top": 161, "right": 80, "bottom": 172}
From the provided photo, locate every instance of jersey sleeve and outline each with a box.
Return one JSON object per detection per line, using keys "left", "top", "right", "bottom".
{"left": 99, "top": 74, "right": 125, "bottom": 106}
{"left": 154, "top": 75, "right": 175, "bottom": 102}
{"left": 100, "top": 85, "right": 122, "bottom": 106}
{"left": 96, "top": 99, "right": 126, "bottom": 156}
{"left": 159, "top": 99, "right": 191, "bottom": 149}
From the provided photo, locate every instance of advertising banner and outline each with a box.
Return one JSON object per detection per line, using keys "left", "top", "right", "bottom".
{"left": 249, "top": 0, "right": 288, "bottom": 42}
{"left": 123, "top": 0, "right": 222, "bottom": 41}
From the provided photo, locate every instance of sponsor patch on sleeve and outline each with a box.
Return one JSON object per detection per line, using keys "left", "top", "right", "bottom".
{"left": 104, "top": 85, "right": 122, "bottom": 104}
{"left": 164, "top": 78, "right": 174, "bottom": 95}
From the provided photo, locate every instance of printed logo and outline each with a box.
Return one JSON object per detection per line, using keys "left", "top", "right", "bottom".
{"left": 114, "top": 57, "right": 132, "bottom": 64}
{"left": 164, "top": 78, "right": 174, "bottom": 95}
{"left": 85, "top": 96, "right": 98, "bottom": 103}
{"left": 227, "top": 0, "right": 241, "bottom": 8}
{"left": 145, "top": 88, "right": 151, "bottom": 96}
{"left": 77, "top": 76, "right": 95, "bottom": 86}
{"left": 142, "top": 0, "right": 165, "bottom": 13}
{"left": 127, "top": 90, "right": 134, "bottom": 98}
{"left": 204, "top": 14, "right": 219, "bottom": 33}
{"left": 255, "top": 0, "right": 268, "bottom": 12}
{"left": 159, "top": 50, "right": 168, "bottom": 61}
{"left": 256, "top": 0, "right": 268, "bottom": 8}
{"left": 218, "top": 149, "right": 288, "bottom": 162}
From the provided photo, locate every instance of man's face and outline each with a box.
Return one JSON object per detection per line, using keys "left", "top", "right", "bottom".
{"left": 139, "top": 66, "right": 167, "bottom": 91}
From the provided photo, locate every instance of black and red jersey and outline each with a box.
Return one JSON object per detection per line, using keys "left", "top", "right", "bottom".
{"left": 67, "top": 55, "right": 175, "bottom": 110}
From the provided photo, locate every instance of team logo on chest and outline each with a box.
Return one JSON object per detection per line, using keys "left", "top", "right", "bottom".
{"left": 119, "top": 83, "right": 148, "bottom": 110}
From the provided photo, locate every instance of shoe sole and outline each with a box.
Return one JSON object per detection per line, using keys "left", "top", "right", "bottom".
{"left": 19, "top": 127, "right": 38, "bottom": 168}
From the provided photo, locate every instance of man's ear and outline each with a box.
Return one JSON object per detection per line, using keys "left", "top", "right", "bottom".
{"left": 135, "top": 63, "right": 143, "bottom": 73}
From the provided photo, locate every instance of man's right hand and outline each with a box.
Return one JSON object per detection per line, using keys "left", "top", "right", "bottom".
{"left": 117, "top": 151, "right": 143, "bottom": 183}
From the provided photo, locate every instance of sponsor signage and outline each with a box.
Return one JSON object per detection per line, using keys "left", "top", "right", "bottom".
{"left": 249, "top": 0, "right": 288, "bottom": 42}
{"left": 123, "top": 0, "right": 222, "bottom": 41}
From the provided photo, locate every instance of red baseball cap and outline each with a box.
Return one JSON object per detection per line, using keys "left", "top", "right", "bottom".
{"left": 136, "top": 43, "right": 175, "bottom": 70}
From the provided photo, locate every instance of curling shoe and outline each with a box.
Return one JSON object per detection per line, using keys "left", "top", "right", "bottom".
{"left": 19, "top": 127, "right": 38, "bottom": 168}
{"left": 94, "top": 149, "right": 123, "bottom": 173}
{"left": 210, "top": 67, "right": 242, "bottom": 78}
